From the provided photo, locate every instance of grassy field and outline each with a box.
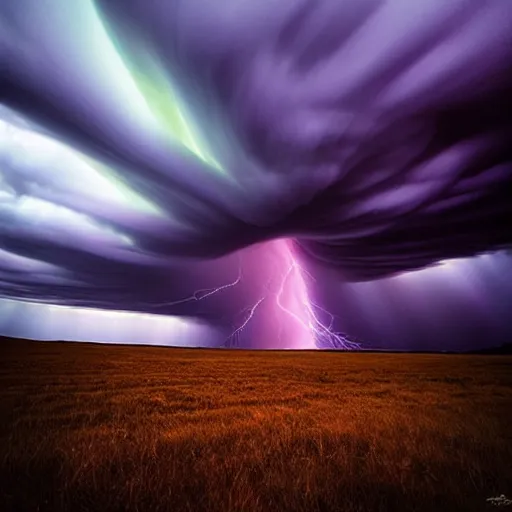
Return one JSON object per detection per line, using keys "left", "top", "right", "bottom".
{"left": 0, "top": 338, "right": 511, "bottom": 512}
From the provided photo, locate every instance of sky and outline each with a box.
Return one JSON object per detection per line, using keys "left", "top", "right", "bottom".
{"left": 0, "top": 0, "right": 511, "bottom": 351}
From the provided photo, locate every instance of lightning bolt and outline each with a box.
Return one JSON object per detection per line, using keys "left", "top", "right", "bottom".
{"left": 150, "top": 256, "right": 243, "bottom": 309}
{"left": 224, "top": 297, "right": 266, "bottom": 348}
{"left": 147, "top": 240, "right": 359, "bottom": 350}
{"left": 223, "top": 239, "right": 360, "bottom": 349}
{"left": 274, "top": 239, "right": 360, "bottom": 350}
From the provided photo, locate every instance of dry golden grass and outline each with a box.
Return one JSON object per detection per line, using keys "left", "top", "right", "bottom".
{"left": 0, "top": 338, "right": 511, "bottom": 512}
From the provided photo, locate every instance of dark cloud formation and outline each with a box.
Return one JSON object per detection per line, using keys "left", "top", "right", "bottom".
{"left": 0, "top": 0, "right": 511, "bottom": 348}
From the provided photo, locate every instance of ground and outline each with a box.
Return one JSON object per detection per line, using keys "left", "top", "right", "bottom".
{"left": 0, "top": 338, "right": 511, "bottom": 511}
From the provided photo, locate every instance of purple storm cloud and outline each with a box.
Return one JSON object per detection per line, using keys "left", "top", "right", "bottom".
{"left": 0, "top": 0, "right": 511, "bottom": 349}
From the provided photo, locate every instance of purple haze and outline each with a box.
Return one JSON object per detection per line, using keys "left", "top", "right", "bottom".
{"left": 0, "top": 0, "right": 511, "bottom": 350}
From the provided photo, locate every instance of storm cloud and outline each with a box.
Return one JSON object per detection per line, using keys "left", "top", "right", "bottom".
{"left": 1, "top": 0, "right": 511, "bottom": 347}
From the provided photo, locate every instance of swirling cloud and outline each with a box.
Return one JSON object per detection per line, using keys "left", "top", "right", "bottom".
{"left": 0, "top": 0, "right": 511, "bottom": 347}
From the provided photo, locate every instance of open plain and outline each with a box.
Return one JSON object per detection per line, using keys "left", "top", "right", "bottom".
{"left": 0, "top": 338, "right": 511, "bottom": 512}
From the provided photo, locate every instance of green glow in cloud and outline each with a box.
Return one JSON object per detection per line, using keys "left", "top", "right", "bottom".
{"left": 93, "top": 3, "right": 223, "bottom": 173}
